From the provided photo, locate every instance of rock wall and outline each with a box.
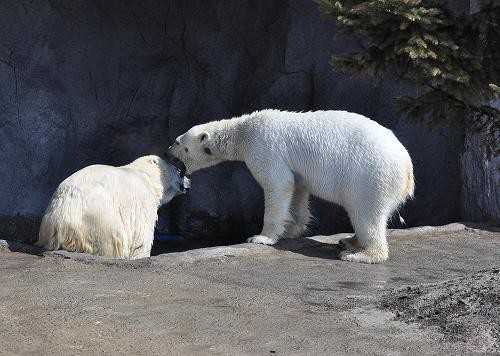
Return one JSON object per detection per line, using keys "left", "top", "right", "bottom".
{"left": 0, "top": 0, "right": 463, "bottom": 244}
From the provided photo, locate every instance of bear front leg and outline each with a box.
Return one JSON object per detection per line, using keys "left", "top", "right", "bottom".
{"left": 246, "top": 171, "right": 295, "bottom": 246}
{"left": 285, "top": 188, "right": 310, "bottom": 239}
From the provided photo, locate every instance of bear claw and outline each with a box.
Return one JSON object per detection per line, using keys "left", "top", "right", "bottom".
{"left": 246, "top": 235, "right": 278, "bottom": 245}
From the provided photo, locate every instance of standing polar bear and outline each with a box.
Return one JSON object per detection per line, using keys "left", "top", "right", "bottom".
{"left": 167, "top": 110, "right": 414, "bottom": 263}
{"left": 37, "top": 155, "right": 191, "bottom": 259}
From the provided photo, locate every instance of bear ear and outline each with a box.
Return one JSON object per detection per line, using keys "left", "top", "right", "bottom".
{"left": 197, "top": 131, "right": 210, "bottom": 144}
{"left": 148, "top": 156, "right": 159, "bottom": 164}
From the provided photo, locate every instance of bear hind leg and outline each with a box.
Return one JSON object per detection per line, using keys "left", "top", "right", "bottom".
{"left": 285, "top": 188, "right": 310, "bottom": 239}
{"left": 338, "top": 234, "right": 359, "bottom": 251}
{"left": 340, "top": 209, "right": 389, "bottom": 264}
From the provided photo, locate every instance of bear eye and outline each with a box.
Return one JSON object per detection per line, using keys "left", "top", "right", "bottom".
{"left": 175, "top": 140, "right": 180, "bottom": 145}
{"left": 204, "top": 147, "right": 211, "bottom": 155}
{"left": 184, "top": 147, "right": 188, "bottom": 153}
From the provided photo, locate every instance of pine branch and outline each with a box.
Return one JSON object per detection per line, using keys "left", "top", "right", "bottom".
{"left": 316, "top": 0, "right": 500, "bottom": 154}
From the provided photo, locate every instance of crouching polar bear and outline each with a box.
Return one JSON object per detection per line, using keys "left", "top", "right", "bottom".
{"left": 37, "top": 155, "right": 191, "bottom": 259}
{"left": 167, "top": 109, "right": 414, "bottom": 264}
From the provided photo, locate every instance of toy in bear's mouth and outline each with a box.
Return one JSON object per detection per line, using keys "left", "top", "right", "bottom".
{"left": 180, "top": 176, "right": 191, "bottom": 193}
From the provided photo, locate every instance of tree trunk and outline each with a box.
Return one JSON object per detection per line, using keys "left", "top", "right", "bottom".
{"left": 461, "top": 0, "right": 499, "bottom": 224}
{"left": 461, "top": 128, "right": 500, "bottom": 223}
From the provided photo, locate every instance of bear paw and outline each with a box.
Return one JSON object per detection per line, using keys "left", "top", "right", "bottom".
{"left": 246, "top": 235, "right": 278, "bottom": 245}
{"left": 339, "top": 249, "right": 387, "bottom": 264}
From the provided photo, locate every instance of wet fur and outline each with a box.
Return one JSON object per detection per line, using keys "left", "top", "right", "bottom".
{"left": 37, "top": 155, "right": 185, "bottom": 259}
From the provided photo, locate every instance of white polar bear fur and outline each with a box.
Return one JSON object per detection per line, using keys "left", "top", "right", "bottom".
{"left": 37, "top": 155, "right": 187, "bottom": 259}
{"left": 168, "top": 109, "right": 414, "bottom": 263}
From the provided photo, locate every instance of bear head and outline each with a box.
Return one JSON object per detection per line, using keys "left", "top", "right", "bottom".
{"left": 166, "top": 123, "right": 225, "bottom": 175}
{"left": 132, "top": 155, "right": 191, "bottom": 204}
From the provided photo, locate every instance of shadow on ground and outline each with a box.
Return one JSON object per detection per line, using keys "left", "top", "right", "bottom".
{"left": 273, "top": 237, "right": 341, "bottom": 260}
{"left": 1, "top": 240, "right": 44, "bottom": 256}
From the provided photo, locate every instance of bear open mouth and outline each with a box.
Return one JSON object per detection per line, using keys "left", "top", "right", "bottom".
{"left": 164, "top": 152, "right": 187, "bottom": 175}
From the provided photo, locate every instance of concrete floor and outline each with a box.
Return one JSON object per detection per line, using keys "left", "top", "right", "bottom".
{"left": 0, "top": 223, "right": 499, "bottom": 355}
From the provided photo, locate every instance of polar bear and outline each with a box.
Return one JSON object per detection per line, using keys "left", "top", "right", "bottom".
{"left": 37, "top": 155, "right": 191, "bottom": 259}
{"left": 166, "top": 110, "right": 414, "bottom": 263}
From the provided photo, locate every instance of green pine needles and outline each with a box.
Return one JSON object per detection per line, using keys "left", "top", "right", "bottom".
{"left": 316, "top": 0, "right": 499, "bottom": 154}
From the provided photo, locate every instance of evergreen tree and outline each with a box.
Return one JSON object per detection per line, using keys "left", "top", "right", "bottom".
{"left": 316, "top": 0, "right": 499, "bottom": 154}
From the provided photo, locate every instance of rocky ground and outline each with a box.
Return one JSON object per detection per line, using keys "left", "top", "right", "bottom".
{"left": 0, "top": 223, "right": 499, "bottom": 355}
{"left": 382, "top": 267, "right": 500, "bottom": 350}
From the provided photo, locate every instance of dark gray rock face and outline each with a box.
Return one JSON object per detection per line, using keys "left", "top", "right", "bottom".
{"left": 0, "top": 0, "right": 463, "bottom": 245}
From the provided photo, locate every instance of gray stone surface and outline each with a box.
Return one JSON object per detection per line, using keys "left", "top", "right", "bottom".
{"left": 0, "top": 223, "right": 499, "bottom": 354}
{"left": 0, "top": 0, "right": 464, "bottom": 244}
